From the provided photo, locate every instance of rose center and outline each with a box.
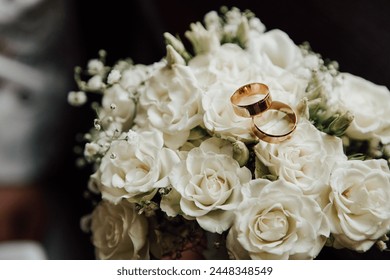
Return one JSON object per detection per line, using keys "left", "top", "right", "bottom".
{"left": 256, "top": 211, "right": 288, "bottom": 242}
{"left": 342, "top": 188, "right": 352, "bottom": 198}
{"left": 125, "top": 161, "right": 150, "bottom": 182}
{"left": 193, "top": 174, "right": 228, "bottom": 206}
{"left": 205, "top": 174, "right": 226, "bottom": 193}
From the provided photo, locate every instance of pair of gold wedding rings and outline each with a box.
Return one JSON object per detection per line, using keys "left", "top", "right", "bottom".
{"left": 231, "top": 83, "right": 297, "bottom": 143}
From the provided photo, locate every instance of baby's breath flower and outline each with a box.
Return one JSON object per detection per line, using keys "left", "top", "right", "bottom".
{"left": 107, "top": 69, "right": 121, "bottom": 85}
{"left": 87, "top": 75, "right": 104, "bottom": 91}
{"left": 87, "top": 59, "right": 105, "bottom": 75}
{"left": 126, "top": 130, "right": 139, "bottom": 143}
{"left": 84, "top": 142, "right": 101, "bottom": 158}
{"left": 67, "top": 91, "right": 87, "bottom": 106}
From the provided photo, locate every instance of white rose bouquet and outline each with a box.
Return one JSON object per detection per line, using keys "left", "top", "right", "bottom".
{"left": 69, "top": 7, "right": 390, "bottom": 260}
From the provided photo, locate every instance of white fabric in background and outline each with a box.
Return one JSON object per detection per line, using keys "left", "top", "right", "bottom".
{"left": 0, "top": 241, "right": 47, "bottom": 260}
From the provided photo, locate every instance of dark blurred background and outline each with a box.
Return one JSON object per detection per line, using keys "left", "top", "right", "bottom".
{"left": 75, "top": 0, "right": 390, "bottom": 86}
{"left": 4, "top": 0, "right": 389, "bottom": 259}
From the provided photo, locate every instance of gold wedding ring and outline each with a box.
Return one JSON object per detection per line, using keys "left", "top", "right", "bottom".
{"left": 231, "top": 83, "right": 298, "bottom": 143}
{"left": 251, "top": 101, "right": 297, "bottom": 144}
{"left": 230, "top": 83, "right": 272, "bottom": 118}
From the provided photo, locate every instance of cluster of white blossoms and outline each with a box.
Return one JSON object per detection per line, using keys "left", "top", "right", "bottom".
{"left": 70, "top": 7, "right": 390, "bottom": 260}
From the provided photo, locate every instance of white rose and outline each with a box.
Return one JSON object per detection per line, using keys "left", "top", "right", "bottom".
{"left": 249, "top": 29, "right": 306, "bottom": 73}
{"left": 91, "top": 200, "right": 149, "bottom": 260}
{"left": 137, "top": 64, "right": 203, "bottom": 149}
{"left": 334, "top": 73, "right": 390, "bottom": 144}
{"left": 95, "top": 129, "right": 180, "bottom": 204}
{"left": 324, "top": 159, "right": 390, "bottom": 251}
{"left": 101, "top": 84, "right": 135, "bottom": 131}
{"left": 188, "top": 43, "right": 262, "bottom": 142}
{"left": 167, "top": 137, "right": 252, "bottom": 233}
{"left": 189, "top": 43, "right": 261, "bottom": 88}
{"left": 227, "top": 179, "right": 329, "bottom": 260}
{"left": 254, "top": 119, "right": 346, "bottom": 204}
{"left": 202, "top": 84, "right": 255, "bottom": 142}
{"left": 248, "top": 29, "right": 316, "bottom": 93}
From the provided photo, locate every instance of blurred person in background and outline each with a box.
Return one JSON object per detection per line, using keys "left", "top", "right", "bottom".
{"left": 0, "top": 0, "right": 91, "bottom": 259}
